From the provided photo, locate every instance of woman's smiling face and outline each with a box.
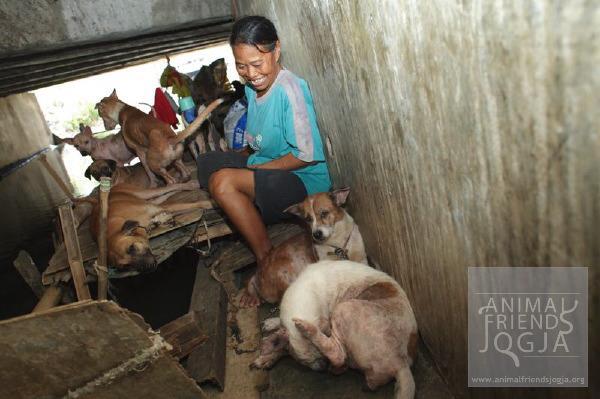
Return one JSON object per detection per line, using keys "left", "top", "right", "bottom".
{"left": 232, "top": 42, "right": 281, "bottom": 96}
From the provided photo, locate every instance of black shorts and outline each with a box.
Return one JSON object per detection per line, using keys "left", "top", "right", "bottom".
{"left": 196, "top": 152, "right": 307, "bottom": 225}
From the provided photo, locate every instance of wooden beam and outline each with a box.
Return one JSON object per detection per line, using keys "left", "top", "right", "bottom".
{"left": 13, "top": 250, "right": 44, "bottom": 298}
{"left": 38, "top": 154, "right": 74, "bottom": 202}
{"left": 58, "top": 204, "right": 91, "bottom": 301}
{"left": 31, "top": 286, "right": 64, "bottom": 313}
{"left": 159, "top": 311, "right": 208, "bottom": 360}
{"left": 185, "top": 259, "right": 228, "bottom": 389}
{"left": 96, "top": 177, "right": 110, "bottom": 300}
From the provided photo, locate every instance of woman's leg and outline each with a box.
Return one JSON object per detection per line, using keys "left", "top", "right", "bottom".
{"left": 208, "top": 168, "right": 272, "bottom": 262}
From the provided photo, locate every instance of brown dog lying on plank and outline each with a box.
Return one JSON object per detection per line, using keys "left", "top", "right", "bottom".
{"left": 95, "top": 89, "right": 223, "bottom": 186}
{"left": 89, "top": 180, "right": 213, "bottom": 272}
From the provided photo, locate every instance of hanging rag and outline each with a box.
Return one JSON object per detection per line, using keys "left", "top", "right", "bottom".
{"left": 153, "top": 88, "right": 178, "bottom": 129}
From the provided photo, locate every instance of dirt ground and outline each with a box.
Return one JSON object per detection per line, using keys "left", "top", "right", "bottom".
{"left": 201, "top": 294, "right": 454, "bottom": 399}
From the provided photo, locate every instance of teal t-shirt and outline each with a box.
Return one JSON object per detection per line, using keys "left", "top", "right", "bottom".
{"left": 244, "top": 69, "right": 332, "bottom": 195}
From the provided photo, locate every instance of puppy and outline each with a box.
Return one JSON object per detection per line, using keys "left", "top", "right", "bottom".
{"left": 63, "top": 126, "right": 135, "bottom": 166}
{"left": 85, "top": 159, "right": 157, "bottom": 189}
{"left": 88, "top": 180, "right": 213, "bottom": 272}
{"left": 239, "top": 188, "right": 367, "bottom": 307}
{"left": 253, "top": 260, "right": 418, "bottom": 399}
{"left": 190, "top": 58, "right": 245, "bottom": 157}
{"left": 95, "top": 89, "right": 222, "bottom": 186}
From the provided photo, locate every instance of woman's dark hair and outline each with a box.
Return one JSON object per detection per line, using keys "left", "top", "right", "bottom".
{"left": 229, "top": 16, "right": 279, "bottom": 53}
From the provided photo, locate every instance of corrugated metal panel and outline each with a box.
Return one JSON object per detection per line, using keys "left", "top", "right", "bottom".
{"left": 0, "top": 17, "right": 232, "bottom": 97}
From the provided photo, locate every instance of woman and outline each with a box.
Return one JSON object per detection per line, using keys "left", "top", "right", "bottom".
{"left": 197, "top": 16, "right": 331, "bottom": 289}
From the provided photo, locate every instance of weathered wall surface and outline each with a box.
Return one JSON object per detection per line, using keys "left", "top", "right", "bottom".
{"left": 0, "top": 93, "right": 51, "bottom": 166}
{"left": 0, "top": 94, "right": 71, "bottom": 274}
{"left": 237, "top": 1, "right": 599, "bottom": 397}
{"left": 0, "top": 0, "right": 230, "bottom": 53}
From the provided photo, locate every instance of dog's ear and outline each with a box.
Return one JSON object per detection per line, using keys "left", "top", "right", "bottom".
{"left": 211, "top": 58, "right": 228, "bottom": 84}
{"left": 63, "top": 137, "right": 75, "bottom": 145}
{"left": 330, "top": 187, "right": 351, "bottom": 206}
{"left": 84, "top": 165, "right": 92, "bottom": 180}
{"left": 121, "top": 220, "right": 140, "bottom": 235}
{"left": 284, "top": 202, "right": 303, "bottom": 217}
{"left": 82, "top": 126, "right": 93, "bottom": 136}
{"left": 110, "top": 89, "right": 118, "bottom": 99}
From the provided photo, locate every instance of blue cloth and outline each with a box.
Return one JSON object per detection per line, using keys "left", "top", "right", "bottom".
{"left": 244, "top": 69, "right": 332, "bottom": 195}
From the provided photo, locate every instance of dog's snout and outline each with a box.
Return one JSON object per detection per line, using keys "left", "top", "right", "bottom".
{"left": 312, "top": 230, "right": 324, "bottom": 241}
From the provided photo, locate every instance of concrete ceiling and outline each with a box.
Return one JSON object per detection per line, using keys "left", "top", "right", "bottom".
{"left": 0, "top": 0, "right": 233, "bottom": 97}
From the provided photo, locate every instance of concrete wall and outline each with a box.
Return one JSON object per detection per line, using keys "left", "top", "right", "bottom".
{"left": 237, "top": 1, "right": 599, "bottom": 397}
{"left": 0, "top": 0, "right": 230, "bottom": 53}
{"left": 0, "top": 93, "right": 71, "bottom": 269}
{"left": 0, "top": 93, "right": 52, "bottom": 166}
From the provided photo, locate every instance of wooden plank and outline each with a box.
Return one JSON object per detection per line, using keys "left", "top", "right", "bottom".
{"left": 58, "top": 204, "right": 91, "bottom": 300}
{"left": 12, "top": 250, "right": 44, "bottom": 298}
{"left": 97, "top": 177, "right": 111, "bottom": 300}
{"left": 39, "top": 154, "right": 74, "bottom": 201}
{"left": 31, "top": 286, "right": 64, "bottom": 313}
{"left": 185, "top": 259, "right": 228, "bottom": 389}
{"left": 159, "top": 311, "right": 208, "bottom": 360}
{"left": 0, "top": 301, "right": 205, "bottom": 399}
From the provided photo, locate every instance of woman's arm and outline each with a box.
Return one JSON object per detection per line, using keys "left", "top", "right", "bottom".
{"left": 248, "top": 152, "right": 312, "bottom": 171}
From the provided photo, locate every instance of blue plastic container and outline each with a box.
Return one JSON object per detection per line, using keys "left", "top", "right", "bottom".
{"left": 179, "top": 96, "right": 197, "bottom": 124}
{"left": 232, "top": 112, "right": 247, "bottom": 150}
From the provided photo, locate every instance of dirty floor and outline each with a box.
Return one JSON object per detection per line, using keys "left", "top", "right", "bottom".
{"left": 202, "top": 298, "right": 454, "bottom": 399}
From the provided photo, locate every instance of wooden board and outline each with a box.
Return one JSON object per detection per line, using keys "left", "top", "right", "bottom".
{"left": 159, "top": 311, "right": 208, "bottom": 360}
{"left": 58, "top": 204, "right": 91, "bottom": 300}
{"left": 185, "top": 259, "right": 228, "bottom": 389}
{"left": 0, "top": 301, "right": 205, "bottom": 399}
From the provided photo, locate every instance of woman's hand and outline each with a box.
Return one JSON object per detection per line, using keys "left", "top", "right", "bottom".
{"left": 250, "top": 152, "right": 312, "bottom": 171}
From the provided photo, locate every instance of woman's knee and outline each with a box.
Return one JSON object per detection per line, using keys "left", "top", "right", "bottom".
{"left": 209, "top": 168, "right": 245, "bottom": 199}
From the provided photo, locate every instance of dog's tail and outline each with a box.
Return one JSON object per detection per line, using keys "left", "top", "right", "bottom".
{"left": 395, "top": 365, "right": 415, "bottom": 399}
{"left": 171, "top": 98, "right": 224, "bottom": 144}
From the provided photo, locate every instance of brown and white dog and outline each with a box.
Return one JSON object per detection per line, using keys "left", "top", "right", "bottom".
{"left": 95, "top": 89, "right": 222, "bottom": 186}
{"left": 286, "top": 187, "right": 368, "bottom": 264}
{"left": 88, "top": 180, "right": 213, "bottom": 272}
{"left": 63, "top": 126, "right": 135, "bottom": 166}
{"left": 239, "top": 188, "right": 367, "bottom": 307}
{"left": 253, "top": 260, "right": 418, "bottom": 399}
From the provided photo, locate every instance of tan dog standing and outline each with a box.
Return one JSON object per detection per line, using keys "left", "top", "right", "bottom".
{"left": 240, "top": 188, "right": 368, "bottom": 307}
{"left": 89, "top": 180, "right": 213, "bottom": 271}
{"left": 63, "top": 126, "right": 135, "bottom": 166}
{"left": 95, "top": 89, "right": 223, "bottom": 186}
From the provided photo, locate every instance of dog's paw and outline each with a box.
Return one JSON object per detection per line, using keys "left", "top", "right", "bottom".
{"left": 262, "top": 317, "right": 281, "bottom": 334}
{"left": 292, "top": 318, "right": 318, "bottom": 338}
{"left": 239, "top": 291, "right": 261, "bottom": 308}
{"left": 150, "top": 212, "right": 173, "bottom": 228}
{"left": 250, "top": 356, "right": 272, "bottom": 370}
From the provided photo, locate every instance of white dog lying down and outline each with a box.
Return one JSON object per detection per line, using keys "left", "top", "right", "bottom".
{"left": 253, "top": 260, "right": 418, "bottom": 399}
